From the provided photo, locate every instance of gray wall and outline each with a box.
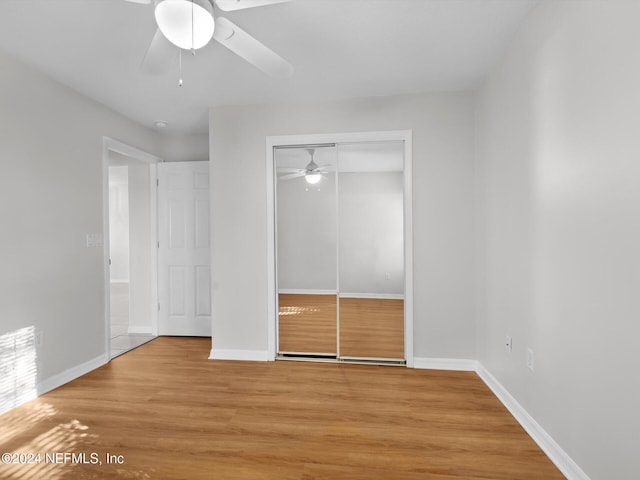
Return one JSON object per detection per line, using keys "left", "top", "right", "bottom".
{"left": 210, "top": 92, "right": 476, "bottom": 358}
{"left": 475, "top": 1, "right": 640, "bottom": 478}
{"left": 0, "top": 47, "right": 161, "bottom": 407}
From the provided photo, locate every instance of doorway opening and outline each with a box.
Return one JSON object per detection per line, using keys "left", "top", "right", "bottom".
{"left": 103, "top": 138, "right": 160, "bottom": 358}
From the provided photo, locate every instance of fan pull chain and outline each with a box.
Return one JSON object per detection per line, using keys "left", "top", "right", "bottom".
{"left": 189, "top": 0, "right": 197, "bottom": 56}
{"left": 192, "top": 0, "right": 196, "bottom": 55}
{"left": 191, "top": 0, "right": 195, "bottom": 54}
{"left": 177, "top": 0, "right": 197, "bottom": 87}
{"left": 178, "top": 47, "right": 183, "bottom": 87}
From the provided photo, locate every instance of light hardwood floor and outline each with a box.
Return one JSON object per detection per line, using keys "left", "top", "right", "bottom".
{"left": 0, "top": 337, "right": 564, "bottom": 479}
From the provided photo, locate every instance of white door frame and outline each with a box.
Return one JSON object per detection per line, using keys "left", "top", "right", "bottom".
{"left": 102, "top": 137, "right": 161, "bottom": 358}
{"left": 266, "top": 130, "right": 414, "bottom": 367}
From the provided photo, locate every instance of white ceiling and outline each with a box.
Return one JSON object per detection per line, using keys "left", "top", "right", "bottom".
{"left": 0, "top": 0, "right": 538, "bottom": 135}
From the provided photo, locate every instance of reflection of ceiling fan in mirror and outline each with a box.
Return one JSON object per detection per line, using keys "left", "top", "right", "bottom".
{"left": 279, "top": 149, "right": 332, "bottom": 185}
{"left": 124, "top": 0, "right": 294, "bottom": 79}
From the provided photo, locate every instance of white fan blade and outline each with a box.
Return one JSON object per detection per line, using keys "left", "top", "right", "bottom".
{"left": 141, "top": 28, "right": 177, "bottom": 75}
{"left": 123, "top": 0, "right": 152, "bottom": 4}
{"left": 280, "top": 172, "right": 305, "bottom": 180}
{"left": 213, "top": 17, "right": 294, "bottom": 78}
{"left": 215, "top": 0, "right": 291, "bottom": 12}
{"left": 313, "top": 164, "right": 335, "bottom": 172}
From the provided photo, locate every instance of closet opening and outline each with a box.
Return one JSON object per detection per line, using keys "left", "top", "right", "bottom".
{"left": 270, "top": 133, "right": 412, "bottom": 366}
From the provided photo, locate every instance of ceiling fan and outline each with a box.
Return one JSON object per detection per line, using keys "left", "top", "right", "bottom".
{"left": 279, "top": 149, "right": 332, "bottom": 185}
{"left": 124, "top": 0, "right": 294, "bottom": 78}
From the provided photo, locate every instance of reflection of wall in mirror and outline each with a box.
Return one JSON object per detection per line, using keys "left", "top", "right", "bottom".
{"left": 276, "top": 170, "right": 403, "bottom": 296}
{"left": 276, "top": 173, "right": 337, "bottom": 291}
{"left": 339, "top": 172, "right": 403, "bottom": 296}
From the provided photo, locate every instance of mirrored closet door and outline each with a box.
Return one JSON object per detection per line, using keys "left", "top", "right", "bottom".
{"left": 275, "top": 141, "right": 405, "bottom": 363}
{"left": 336, "top": 142, "right": 405, "bottom": 361}
{"left": 276, "top": 145, "right": 338, "bottom": 356}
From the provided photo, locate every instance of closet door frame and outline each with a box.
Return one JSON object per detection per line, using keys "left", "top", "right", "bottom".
{"left": 266, "top": 130, "right": 414, "bottom": 367}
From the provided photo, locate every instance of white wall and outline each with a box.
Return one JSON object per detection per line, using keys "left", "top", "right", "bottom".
{"left": 210, "top": 92, "right": 475, "bottom": 358}
{"left": 475, "top": 1, "right": 640, "bottom": 478}
{"left": 0, "top": 47, "right": 161, "bottom": 406}
{"left": 159, "top": 132, "right": 209, "bottom": 162}
{"left": 127, "top": 159, "right": 153, "bottom": 333}
{"left": 108, "top": 166, "right": 130, "bottom": 283}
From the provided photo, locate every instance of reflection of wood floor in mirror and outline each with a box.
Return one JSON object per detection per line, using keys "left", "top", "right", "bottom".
{"left": 339, "top": 297, "right": 404, "bottom": 359}
{"left": 278, "top": 294, "right": 404, "bottom": 360}
{"left": 278, "top": 294, "right": 337, "bottom": 354}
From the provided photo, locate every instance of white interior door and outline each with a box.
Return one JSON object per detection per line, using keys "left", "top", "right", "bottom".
{"left": 158, "top": 161, "right": 211, "bottom": 336}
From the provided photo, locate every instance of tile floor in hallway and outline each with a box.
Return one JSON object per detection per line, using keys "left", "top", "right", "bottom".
{"left": 110, "top": 282, "right": 154, "bottom": 358}
{"left": 111, "top": 333, "right": 155, "bottom": 358}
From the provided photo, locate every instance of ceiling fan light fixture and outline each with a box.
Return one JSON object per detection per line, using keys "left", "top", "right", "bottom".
{"left": 155, "top": 0, "right": 215, "bottom": 50}
{"left": 305, "top": 173, "right": 322, "bottom": 185}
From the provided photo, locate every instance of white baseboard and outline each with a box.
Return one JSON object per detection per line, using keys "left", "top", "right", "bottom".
{"left": 476, "top": 364, "right": 590, "bottom": 480}
{"left": 128, "top": 325, "right": 153, "bottom": 335}
{"left": 37, "top": 353, "right": 109, "bottom": 397}
{"left": 209, "top": 348, "right": 271, "bottom": 362}
{"left": 413, "top": 357, "right": 478, "bottom": 371}
{"left": 412, "top": 358, "right": 589, "bottom": 479}
{"left": 277, "top": 290, "right": 404, "bottom": 300}
{"left": 339, "top": 292, "right": 404, "bottom": 300}
{"left": 278, "top": 289, "right": 337, "bottom": 295}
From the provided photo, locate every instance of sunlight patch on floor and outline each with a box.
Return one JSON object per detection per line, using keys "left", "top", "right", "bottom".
{"left": 0, "top": 326, "right": 38, "bottom": 416}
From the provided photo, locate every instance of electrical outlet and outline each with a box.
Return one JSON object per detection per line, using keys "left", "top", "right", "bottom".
{"left": 384, "top": 272, "right": 391, "bottom": 281}
{"left": 505, "top": 335, "right": 512, "bottom": 353}
{"left": 35, "top": 331, "right": 44, "bottom": 349}
{"left": 526, "top": 348, "right": 534, "bottom": 371}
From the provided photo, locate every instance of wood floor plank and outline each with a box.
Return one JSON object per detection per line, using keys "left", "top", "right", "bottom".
{"left": 0, "top": 337, "right": 564, "bottom": 479}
